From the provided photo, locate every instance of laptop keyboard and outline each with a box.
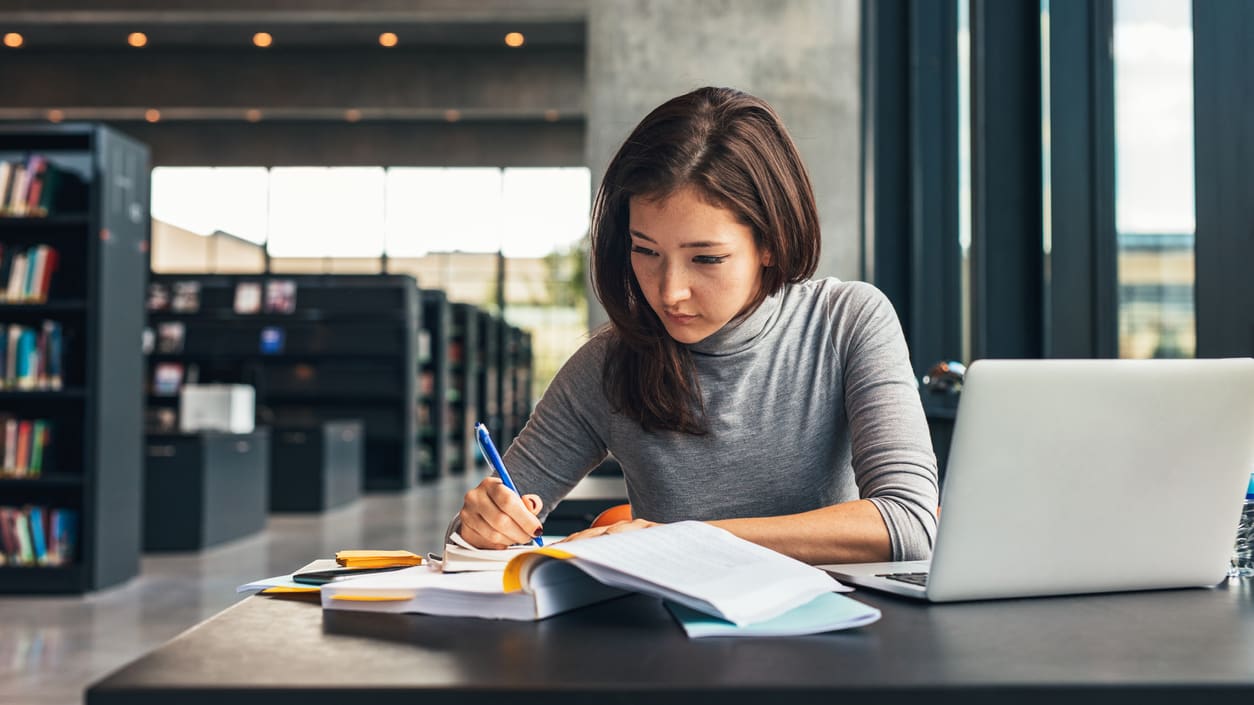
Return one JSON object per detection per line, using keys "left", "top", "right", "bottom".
{"left": 876, "top": 571, "right": 929, "bottom": 587}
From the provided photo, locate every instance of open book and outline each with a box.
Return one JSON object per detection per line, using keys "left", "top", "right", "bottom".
{"left": 322, "top": 521, "right": 858, "bottom": 630}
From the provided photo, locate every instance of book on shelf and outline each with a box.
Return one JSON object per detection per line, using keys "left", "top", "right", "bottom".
{"left": 320, "top": 521, "right": 854, "bottom": 630}
{"left": 0, "top": 505, "right": 78, "bottom": 567}
{"left": 146, "top": 282, "right": 170, "bottom": 312}
{"left": 0, "top": 244, "right": 59, "bottom": 303}
{"left": 152, "top": 362, "right": 185, "bottom": 396}
{"left": 146, "top": 406, "right": 178, "bottom": 433}
{"left": 0, "top": 413, "right": 52, "bottom": 474}
{"left": 156, "top": 321, "right": 185, "bottom": 354}
{"left": 170, "top": 281, "right": 200, "bottom": 313}
{"left": 259, "top": 326, "right": 285, "bottom": 355}
{"left": 0, "top": 320, "right": 64, "bottom": 390}
{"left": 0, "top": 155, "right": 85, "bottom": 218}
{"left": 264, "top": 279, "right": 297, "bottom": 314}
{"left": 233, "top": 282, "right": 262, "bottom": 315}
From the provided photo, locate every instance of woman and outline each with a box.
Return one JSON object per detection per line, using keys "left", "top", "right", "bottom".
{"left": 456, "top": 87, "right": 938, "bottom": 564}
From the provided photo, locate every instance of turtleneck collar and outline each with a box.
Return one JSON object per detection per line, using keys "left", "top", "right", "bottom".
{"left": 686, "top": 286, "right": 784, "bottom": 356}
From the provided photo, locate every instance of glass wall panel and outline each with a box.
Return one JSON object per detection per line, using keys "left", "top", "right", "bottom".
{"left": 1113, "top": 0, "right": 1195, "bottom": 358}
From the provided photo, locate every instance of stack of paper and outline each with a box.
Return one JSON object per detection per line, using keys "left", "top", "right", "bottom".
{"left": 336, "top": 549, "right": 422, "bottom": 568}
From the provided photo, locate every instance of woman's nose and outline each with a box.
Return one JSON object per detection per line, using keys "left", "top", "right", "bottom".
{"left": 658, "top": 263, "right": 690, "bottom": 307}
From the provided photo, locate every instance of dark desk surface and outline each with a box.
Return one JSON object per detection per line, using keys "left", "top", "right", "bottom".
{"left": 88, "top": 580, "right": 1254, "bottom": 705}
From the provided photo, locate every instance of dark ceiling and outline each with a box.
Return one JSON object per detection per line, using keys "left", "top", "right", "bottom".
{"left": 0, "top": 1, "right": 589, "bottom": 165}
{"left": 0, "top": 0, "right": 587, "bottom": 49}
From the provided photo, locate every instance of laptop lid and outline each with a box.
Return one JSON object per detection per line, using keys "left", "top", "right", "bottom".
{"left": 923, "top": 358, "right": 1254, "bottom": 601}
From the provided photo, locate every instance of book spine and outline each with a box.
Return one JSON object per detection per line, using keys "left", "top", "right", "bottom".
{"left": 15, "top": 420, "right": 31, "bottom": 475}
{"left": 3, "top": 417, "right": 16, "bottom": 471}
{"left": 27, "top": 505, "right": 47, "bottom": 565}
{"left": 46, "top": 321, "right": 62, "bottom": 389}
{"left": 28, "top": 420, "right": 43, "bottom": 477}
{"left": 13, "top": 508, "right": 33, "bottom": 565}
{"left": 0, "top": 507, "right": 13, "bottom": 564}
{"left": 53, "top": 508, "right": 76, "bottom": 564}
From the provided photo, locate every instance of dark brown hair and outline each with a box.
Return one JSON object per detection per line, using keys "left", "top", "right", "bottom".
{"left": 590, "top": 87, "right": 820, "bottom": 434}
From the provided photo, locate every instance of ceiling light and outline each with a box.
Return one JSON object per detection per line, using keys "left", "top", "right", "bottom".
{"left": 47, "top": 110, "right": 64, "bottom": 123}
{"left": 253, "top": 32, "right": 273, "bottom": 48}
{"left": 3, "top": 33, "right": 22, "bottom": 48}
{"left": 145, "top": 109, "right": 161, "bottom": 123}
{"left": 504, "top": 32, "right": 525, "bottom": 48}
{"left": 345, "top": 109, "right": 362, "bottom": 123}
{"left": 244, "top": 109, "right": 262, "bottom": 123}
{"left": 128, "top": 32, "right": 147, "bottom": 48}
{"left": 444, "top": 109, "right": 462, "bottom": 123}
{"left": 379, "top": 32, "right": 398, "bottom": 48}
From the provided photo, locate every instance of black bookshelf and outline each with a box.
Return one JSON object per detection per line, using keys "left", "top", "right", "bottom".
{"left": 418, "top": 289, "right": 450, "bottom": 481}
{"left": 447, "top": 302, "right": 479, "bottom": 475}
{"left": 144, "top": 273, "right": 418, "bottom": 491}
{"left": 0, "top": 123, "right": 148, "bottom": 593}
{"left": 474, "top": 308, "right": 501, "bottom": 468}
{"left": 505, "top": 327, "right": 534, "bottom": 439}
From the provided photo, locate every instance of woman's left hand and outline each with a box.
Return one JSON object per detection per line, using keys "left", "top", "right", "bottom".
{"left": 557, "top": 518, "right": 659, "bottom": 543}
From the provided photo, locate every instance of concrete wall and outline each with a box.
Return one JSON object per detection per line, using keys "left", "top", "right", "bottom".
{"left": 585, "top": 0, "right": 862, "bottom": 326}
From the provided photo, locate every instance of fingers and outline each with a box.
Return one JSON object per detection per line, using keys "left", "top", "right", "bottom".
{"left": 522, "top": 494, "right": 544, "bottom": 515}
{"left": 458, "top": 478, "right": 544, "bottom": 549}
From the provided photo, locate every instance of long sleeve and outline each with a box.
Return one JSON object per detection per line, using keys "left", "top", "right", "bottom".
{"left": 498, "top": 334, "right": 612, "bottom": 521}
{"left": 832, "top": 283, "right": 940, "bottom": 560}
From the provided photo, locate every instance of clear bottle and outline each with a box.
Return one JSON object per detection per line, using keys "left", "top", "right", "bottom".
{"left": 1230, "top": 472, "right": 1254, "bottom": 579}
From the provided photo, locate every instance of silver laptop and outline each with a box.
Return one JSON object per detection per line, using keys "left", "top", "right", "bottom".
{"left": 823, "top": 358, "right": 1254, "bottom": 602}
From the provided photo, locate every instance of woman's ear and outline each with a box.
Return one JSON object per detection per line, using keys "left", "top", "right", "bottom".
{"left": 760, "top": 250, "right": 774, "bottom": 267}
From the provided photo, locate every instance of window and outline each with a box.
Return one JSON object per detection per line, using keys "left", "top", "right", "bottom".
{"left": 1113, "top": 0, "right": 1195, "bottom": 358}
{"left": 150, "top": 165, "right": 591, "bottom": 399}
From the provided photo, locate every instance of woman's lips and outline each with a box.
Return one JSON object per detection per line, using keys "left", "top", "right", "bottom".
{"left": 664, "top": 311, "right": 698, "bottom": 324}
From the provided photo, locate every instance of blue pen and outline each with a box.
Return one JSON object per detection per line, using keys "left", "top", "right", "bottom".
{"left": 474, "top": 422, "right": 543, "bottom": 547}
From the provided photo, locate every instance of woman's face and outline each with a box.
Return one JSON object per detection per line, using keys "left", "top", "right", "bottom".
{"left": 627, "top": 186, "right": 769, "bottom": 345}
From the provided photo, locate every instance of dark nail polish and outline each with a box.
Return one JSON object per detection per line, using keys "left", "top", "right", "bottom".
{"left": 533, "top": 527, "right": 544, "bottom": 537}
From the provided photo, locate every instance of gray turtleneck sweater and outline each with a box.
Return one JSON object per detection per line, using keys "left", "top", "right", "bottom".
{"left": 500, "top": 278, "right": 939, "bottom": 561}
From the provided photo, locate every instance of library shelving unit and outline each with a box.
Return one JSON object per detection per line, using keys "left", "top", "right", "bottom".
{"left": 0, "top": 123, "right": 148, "bottom": 593}
{"left": 504, "top": 326, "right": 534, "bottom": 440}
{"left": 145, "top": 273, "right": 418, "bottom": 491}
{"left": 417, "top": 288, "right": 450, "bottom": 481}
{"left": 446, "top": 302, "right": 479, "bottom": 475}
{"left": 474, "top": 308, "right": 501, "bottom": 467}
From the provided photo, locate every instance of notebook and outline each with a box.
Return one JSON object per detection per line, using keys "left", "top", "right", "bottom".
{"left": 323, "top": 521, "right": 849, "bottom": 626}
{"left": 432, "top": 532, "right": 537, "bottom": 572}
{"left": 823, "top": 358, "right": 1254, "bottom": 602}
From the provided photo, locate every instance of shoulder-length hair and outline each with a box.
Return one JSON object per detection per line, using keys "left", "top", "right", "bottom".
{"left": 590, "top": 86, "right": 820, "bottom": 435}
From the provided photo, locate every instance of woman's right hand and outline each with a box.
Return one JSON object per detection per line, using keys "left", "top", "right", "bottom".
{"left": 457, "top": 477, "right": 544, "bottom": 549}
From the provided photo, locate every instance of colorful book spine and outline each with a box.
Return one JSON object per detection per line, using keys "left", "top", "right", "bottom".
{"left": 0, "top": 505, "right": 78, "bottom": 566}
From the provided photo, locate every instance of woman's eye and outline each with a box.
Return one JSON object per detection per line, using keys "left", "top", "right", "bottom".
{"left": 693, "top": 255, "right": 729, "bottom": 264}
{"left": 630, "top": 244, "right": 657, "bottom": 256}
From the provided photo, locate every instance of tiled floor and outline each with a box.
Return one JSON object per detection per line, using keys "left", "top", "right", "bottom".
{"left": 0, "top": 473, "right": 482, "bottom": 705}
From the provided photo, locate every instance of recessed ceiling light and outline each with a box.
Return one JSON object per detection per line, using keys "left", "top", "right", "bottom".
{"left": 504, "top": 32, "right": 525, "bottom": 48}
{"left": 245, "top": 109, "right": 262, "bottom": 123}
{"left": 3, "top": 33, "right": 23, "bottom": 48}
{"left": 145, "top": 109, "right": 161, "bottom": 123}
{"left": 253, "top": 32, "right": 273, "bottom": 48}
{"left": 444, "top": 109, "right": 462, "bottom": 123}
{"left": 345, "top": 109, "right": 362, "bottom": 123}
{"left": 128, "top": 32, "right": 147, "bottom": 48}
{"left": 379, "top": 32, "right": 398, "bottom": 48}
{"left": 544, "top": 109, "right": 560, "bottom": 122}
{"left": 47, "top": 109, "right": 64, "bottom": 123}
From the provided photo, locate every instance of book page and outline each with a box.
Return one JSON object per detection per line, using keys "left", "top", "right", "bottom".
{"left": 550, "top": 521, "right": 845, "bottom": 625}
